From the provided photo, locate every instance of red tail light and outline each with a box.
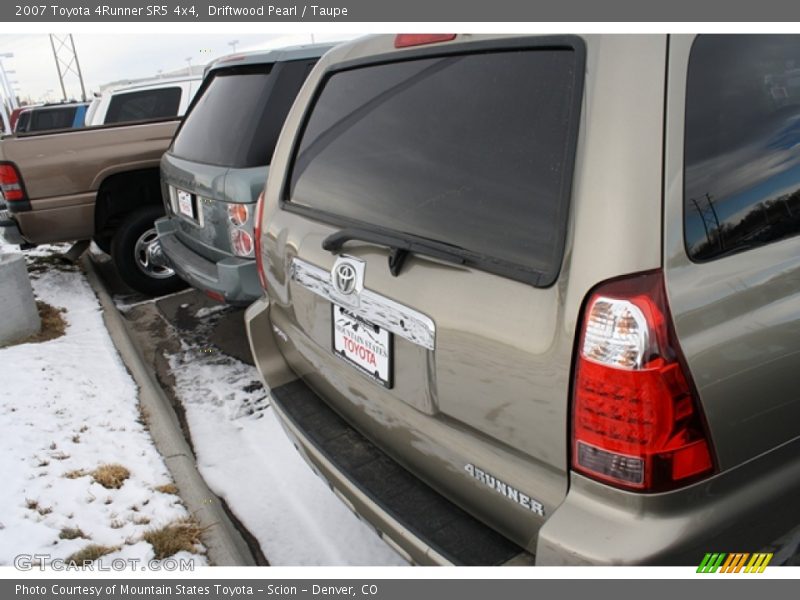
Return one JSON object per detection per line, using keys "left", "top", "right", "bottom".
{"left": 394, "top": 34, "right": 456, "bottom": 48}
{"left": 0, "top": 163, "right": 26, "bottom": 202}
{"left": 254, "top": 190, "right": 267, "bottom": 290}
{"left": 571, "top": 270, "right": 715, "bottom": 491}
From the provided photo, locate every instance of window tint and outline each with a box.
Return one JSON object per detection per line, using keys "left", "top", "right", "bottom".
{"left": 15, "top": 111, "right": 30, "bottom": 132}
{"left": 28, "top": 107, "right": 77, "bottom": 131}
{"left": 287, "top": 49, "right": 581, "bottom": 284}
{"left": 685, "top": 35, "right": 800, "bottom": 260}
{"left": 171, "top": 60, "right": 316, "bottom": 168}
{"left": 104, "top": 87, "right": 181, "bottom": 124}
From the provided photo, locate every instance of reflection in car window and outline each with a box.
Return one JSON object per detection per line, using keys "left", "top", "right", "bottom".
{"left": 288, "top": 49, "right": 581, "bottom": 284}
{"left": 685, "top": 35, "right": 800, "bottom": 260}
{"left": 172, "top": 61, "right": 316, "bottom": 169}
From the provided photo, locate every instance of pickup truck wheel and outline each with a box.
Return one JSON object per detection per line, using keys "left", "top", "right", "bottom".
{"left": 111, "top": 207, "right": 187, "bottom": 296}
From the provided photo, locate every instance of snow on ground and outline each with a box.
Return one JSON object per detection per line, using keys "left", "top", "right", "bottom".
{"left": 0, "top": 243, "right": 206, "bottom": 567}
{"left": 165, "top": 340, "right": 407, "bottom": 566}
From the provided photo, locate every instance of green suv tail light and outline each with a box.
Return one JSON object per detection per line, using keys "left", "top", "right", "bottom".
{"left": 572, "top": 270, "right": 715, "bottom": 491}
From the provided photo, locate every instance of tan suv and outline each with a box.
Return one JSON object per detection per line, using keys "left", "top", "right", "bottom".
{"left": 245, "top": 34, "right": 800, "bottom": 565}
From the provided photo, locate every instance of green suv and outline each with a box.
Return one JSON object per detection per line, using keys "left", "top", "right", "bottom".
{"left": 245, "top": 34, "right": 800, "bottom": 565}
{"left": 156, "top": 44, "right": 332, "bottom": 305}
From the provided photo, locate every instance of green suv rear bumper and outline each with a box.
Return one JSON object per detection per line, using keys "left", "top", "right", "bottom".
{"left": 155, "top": 216, "right": 261, "bottom": 306}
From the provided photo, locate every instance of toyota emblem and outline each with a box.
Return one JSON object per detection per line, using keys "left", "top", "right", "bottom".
{"left": 334, "top": 262, "right": 357, "bottom": 295}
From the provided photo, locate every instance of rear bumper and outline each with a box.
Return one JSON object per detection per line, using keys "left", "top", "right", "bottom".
{"left": 244, "top": 298, "right": 532, "bottom": 567}
{"left": 155, "top": 216, "right": 260, "bottom": 306}
{"left": 247, "top": 292, "right": 800, "bottom": 566}
{"left": 537, "top": 446, "right": 800, "bottom": 566}
{"left": 7, "top": 201, "right": 94, "bottom": 245}
{"left": 0, "top": 209, "right": 26, "bottom": 245}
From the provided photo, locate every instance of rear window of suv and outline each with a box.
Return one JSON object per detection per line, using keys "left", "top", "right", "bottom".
{"left": 685, "top": 35, "right": 800, "bottom": 261}
{"left": 171, "top": 61, "right": 317, "bottom": 169}
{"left": 286, "top": 44, "right": 583, "bottom": 286}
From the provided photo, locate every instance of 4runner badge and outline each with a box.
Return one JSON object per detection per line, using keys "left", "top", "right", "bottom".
{"left": 465, "top": 464, "right": 545, "bottom": 516}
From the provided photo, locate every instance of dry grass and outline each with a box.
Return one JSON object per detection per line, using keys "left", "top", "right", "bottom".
{"left": 143, "top": 518, "right": 203, "bottom": 560}
{"left": 59, "top": 527, "right": 87, "bottom": 540}
{"left": 155, "top": 483, "right": 178, "bottom": 495}
{"left": 64, "top": 469, "right": 86, "bottom": 479}
{"left": 137, "top": 403, "right": 150, "bottom": 426}
{"left": 2, "top": 301, "right": 68, "bottom": 347}
{"left": 91, "top": 464, "right": 130, "bottom": 489}
{"left": 65, "top": 544, "right": 117, "bottom": 566}
{"left": 26, "top": 253, "right": 79, "bottom": 274}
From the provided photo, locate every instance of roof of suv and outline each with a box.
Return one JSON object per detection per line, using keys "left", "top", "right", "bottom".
{"left": 104, "top": 74, "right": 202, "bottom": 95}
{"left": 205, "top": 42, "right": 337, "bottom": 74}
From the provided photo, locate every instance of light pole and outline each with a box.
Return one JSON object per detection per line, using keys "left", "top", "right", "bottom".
{"left": 0, "top": 99, "right": 9, "bottom": 133}
{"left": 0, "top": 52, "right": 15, "bottom": 133}
{"left": 0, "top": 52, "right": 17, "bottom": 111}
{"left": 185, "top": 57, "right": 192, "bottom": 74}
{"left": 228, "top": 39, "right": 239, "bottom": 53}
{"left": 9, "top": 80, "right": 20, "bottom": 104}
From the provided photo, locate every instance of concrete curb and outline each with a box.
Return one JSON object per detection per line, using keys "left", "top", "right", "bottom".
{"left": 81, "top": 255, "right": 256, "bottom": 567}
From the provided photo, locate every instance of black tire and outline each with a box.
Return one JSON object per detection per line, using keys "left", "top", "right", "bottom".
{"left": 110, "top": 206, "right": 188, "bottom": 297}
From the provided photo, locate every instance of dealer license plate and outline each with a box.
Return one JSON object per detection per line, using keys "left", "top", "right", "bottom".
{"left": 332, "top": 304, "right": 392, "bottom": 388}
{"left": 176, "top": 189, "right": 195, "bottom": 219}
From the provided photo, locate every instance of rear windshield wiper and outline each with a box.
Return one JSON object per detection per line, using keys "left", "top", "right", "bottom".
{"left": 322, "top": 227, "right": 468, "bottom": 277}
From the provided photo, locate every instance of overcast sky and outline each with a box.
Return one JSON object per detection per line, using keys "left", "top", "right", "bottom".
{"left": 0, "top": 33, "right": 360, "bottom": 103}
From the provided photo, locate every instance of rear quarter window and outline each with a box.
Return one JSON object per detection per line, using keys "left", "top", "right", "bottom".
{"left": 104, "top": 87, "right": 182, "bottom": 124}
{"left": 685, "top": 35, "right": 800, "bottom": 261}
{"left": 285, "top": 41, "right": 584, "bottom": 285}
{"left": 29, "top": 107, "right": 77, "bottom": 131}
{"left": 15, "top": 111, "right": 31, "bottom": 132}
{"left": 171, "top": 60, "right": 317, "bottom": 169}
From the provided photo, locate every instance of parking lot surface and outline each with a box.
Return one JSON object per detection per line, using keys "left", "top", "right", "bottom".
{"left": 91, "top": 251, "right": 406, "bottom": 566}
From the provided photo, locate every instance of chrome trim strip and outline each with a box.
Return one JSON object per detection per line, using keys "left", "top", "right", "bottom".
{"left": 291, "top": 257, "right": 436, "bottom": 351}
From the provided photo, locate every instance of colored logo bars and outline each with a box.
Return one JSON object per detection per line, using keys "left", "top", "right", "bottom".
{"left": 697, "top": 552, "right": 773, "bottom": 573}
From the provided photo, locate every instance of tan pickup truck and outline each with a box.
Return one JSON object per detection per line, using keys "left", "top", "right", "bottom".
{"left": 0, "top": 118, "right": 186, "bottom": 295}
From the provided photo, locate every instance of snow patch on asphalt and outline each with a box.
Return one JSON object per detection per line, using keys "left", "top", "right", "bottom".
{"left": 166, "top": 344, "right": 407, "bottom": 566}
{"left": 194, "top": 305, "right": 227, "bottom": 319}
{"left": 0, "top": 244, "right": 206, "bottom": 567}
